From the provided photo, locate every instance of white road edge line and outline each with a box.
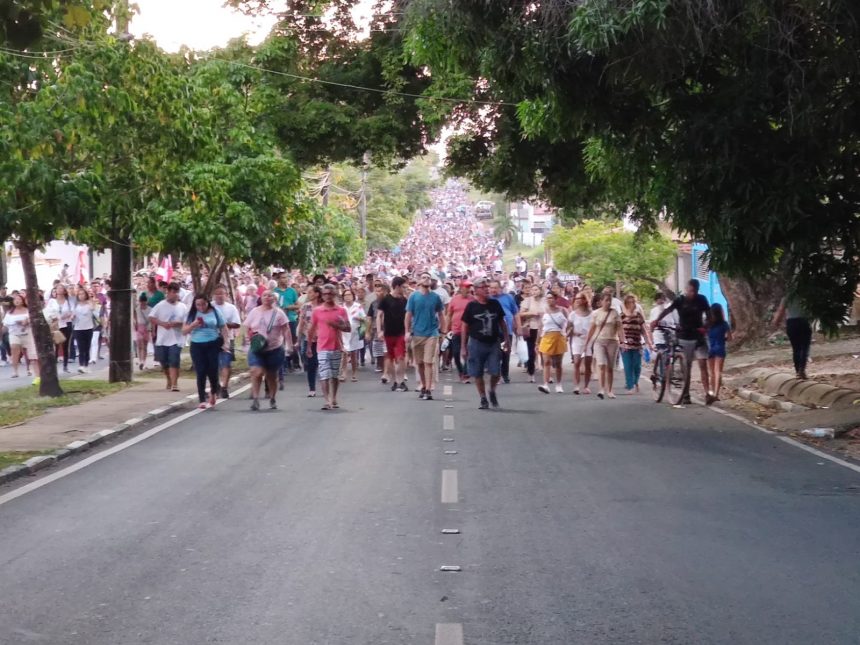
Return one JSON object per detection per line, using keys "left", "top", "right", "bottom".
{"left": 435, "top": 623, "right": 464, "bottom": 645}
{"left": 443, "top": 385, "right": 453, "bottom": 396}
{"left": 441, "top": 469, "right": 458, "bottom": 504}
{"left": 702, "top": 394, "right": 860, "bottom": 476}
{"left": 443, "top": 415, "right": 455, "bottom": 431}
{"left": 0, "top": 384, "right": 253, "bottom": 507}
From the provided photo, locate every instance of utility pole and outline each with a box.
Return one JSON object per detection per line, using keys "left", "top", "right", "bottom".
{"left": 321, "top": 166, "right": 331, "bottom": 208}
{"left": 358, "top": 151, "right": 370, "bottom": 239}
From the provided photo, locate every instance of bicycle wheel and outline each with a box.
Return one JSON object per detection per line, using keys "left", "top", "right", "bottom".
{"left": 667, "top": 352, "right": 689, "bottom": 406}
{"left": 651, "top": 352, "right": 667, "bottom": 402}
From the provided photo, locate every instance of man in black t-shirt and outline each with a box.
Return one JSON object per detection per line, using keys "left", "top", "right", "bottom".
{"left": 652, "top": 279, "right": 713, "bottom": 404}
{"left": 376, "top": 276, "right": 408, "bottom": 391}
{"left": 461, "top": 277, "right": 510, "bottom": 410}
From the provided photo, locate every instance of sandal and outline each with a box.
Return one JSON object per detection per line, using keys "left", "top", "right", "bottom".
{"left": 351, "top": 377, "right": 358, "bottom": 382}
{"left": 171, "top": 387, "right": 180, "bottom": 392}
{"left": 321, "top": 404, "right": 332, "bottom": 411}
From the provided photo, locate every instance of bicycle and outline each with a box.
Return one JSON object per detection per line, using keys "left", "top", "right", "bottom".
{"left": 650, "top": 325, "right": 689, "bottom": 405}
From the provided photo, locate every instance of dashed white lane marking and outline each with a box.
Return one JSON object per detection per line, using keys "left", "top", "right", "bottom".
{"left": 435, "top": 623, "right": 464, "bottom": 645}
{"left": 443, "top": 385, "right": 453, "bottom": 397}
{"left": 0, "top": 384, "right": 253, "bottom": 507}
{"left": 443, "top": 415, "right": 455, "bottom": 430}
{"left": 441, "top": 469, "right": 458, "bottom": 503}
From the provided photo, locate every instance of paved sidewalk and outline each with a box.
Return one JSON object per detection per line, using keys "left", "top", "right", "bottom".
{"left": 0, "top": 376, "right": 210, "bottom": 452}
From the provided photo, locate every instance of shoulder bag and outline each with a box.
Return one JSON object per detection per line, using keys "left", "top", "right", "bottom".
{"left": 250, "top": 311, "right": 277, "bottom": 354}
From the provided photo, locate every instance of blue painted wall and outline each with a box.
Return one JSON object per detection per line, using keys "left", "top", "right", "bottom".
{"left": 691, "top": 243, "right": 730, "bottom": 323}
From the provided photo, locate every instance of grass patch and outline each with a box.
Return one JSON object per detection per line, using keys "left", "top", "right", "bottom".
{"left": 136, "top": 351, "right": 249, "bottom": 379}
{"left": 0, "top": 450, "right": 53, "bottom": 469}
{"left": 0, "top": 380, "right": 130, "bottom": 428}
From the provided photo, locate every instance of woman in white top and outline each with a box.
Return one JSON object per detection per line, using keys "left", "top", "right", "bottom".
{"left": 567, "top": 292, "right": 593, "bottom": 395}
{"left": 584, "top": 292, "right": 625, "bottom": 399}
{"left": 536, "top": 292, "right": 569, "bottom": 393}
{"left": 46, "top": 284, "right": 76, "bottom": 373}
{"left": 3, "top": 293, "right": 40, "bottom": 380}
{"left": 517, "top": 284, "right": 546, "bottom": 383}
{"left": 71, "top": 289, "right": 97, "bottom": 373}
{"left": 340, "top": 288, "right": 366, "bottom": 382}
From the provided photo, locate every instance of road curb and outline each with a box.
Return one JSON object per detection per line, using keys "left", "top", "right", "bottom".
{"left": 0, "top": 371, "right": 250, "bottom": 487}
{"left": 736, "top": 387, "right": 809, "bottom": 413}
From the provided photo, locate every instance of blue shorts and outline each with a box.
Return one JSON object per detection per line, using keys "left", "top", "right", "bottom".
{"left": 467, "top": 338, "right": 501, "bottom": 378}
{"left": 219, "top": 341, "right": 235, "bottom": 368}
{"left": 154, "top": 344, "right": 181, "bottom": 368}
{"left": 708, "top": 347, "right": 726, "bottom": 359}
{"left": 248, "top": 346, "right": 285, "bottom": 372}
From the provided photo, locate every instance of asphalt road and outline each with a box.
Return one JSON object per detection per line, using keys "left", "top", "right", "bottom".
{"left": 0, "top": 356, "right": 110, "bottom": 393}
{"left": 1, "top": 368, "right": 859, "bottom": 644}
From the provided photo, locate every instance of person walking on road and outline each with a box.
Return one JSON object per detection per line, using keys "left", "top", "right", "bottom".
{"left": 651, "top": 279, "right": 713, "bottom": 404}
{"left": 707, "top": 303, "right": 732, "bottom": 401}
{"left": 340, "top": 288, "right": 366, "bottom": 382}
{"left": 377, "top": 277, "right": 408, "bottom": 391}
{"left": 308, "top": 284, "right": 350, "bottom": 410}
{"left": 489, "top": 279, "right": 518, "bottom": 384}
{"left": 568, "top": 292, "right": 593, "bottom": 395}
{"left": 446, "top": 280, "right": 474, "bottom": 384}
{"left": 620, "top": 294, "right": 653, "bottom": 394}
{"left": 183, "top": 295, "right": 229, "bottom": 409}
{"left": 537, "top": 292, "right": 569, "bottom": 393}
{"left": 773, "top": 295, "right": 812, "bottom": 380}
{"left": 132, "top": 292, "right": 151, "bottom": 371}
{"left": 212, "top": 285, "right": 242, "bottom": 399}
{"left": 2, "top": 293, "right": 39, "bottom": 382}
{"left": 517, "top": 284, "right": 546, "bottom": 383}
{"left": 273, "top": 272, "right": 301, "bottom": 373}
{"left": 296, "top": 285, "right": 323, "bottom": 397}
{"left": 148, "top": 283, "right": 187, "bottom": 392}
{"left": 46, "top": 284, "right": 75, "bottom": 373}
{"left": 244, "top": 289, "right": 292, "bottom": 411}
{"left": 71, "top": 289, "right": 98, "bottom": 375}
{"left": 460, "top": 277, "right": 510, "bottom": 409}
{"left": 585, "top": 292, "right": 624, "bottom": 399}
{"left": 405, "top": 272, "right": 446, "bottom": 400}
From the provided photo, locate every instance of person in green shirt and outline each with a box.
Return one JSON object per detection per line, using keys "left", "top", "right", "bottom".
{"left": 273, "top": 272, "right": 300, "bottom": 375}
{"left": 143, "top": 276, "right": 165, "bottom": 308}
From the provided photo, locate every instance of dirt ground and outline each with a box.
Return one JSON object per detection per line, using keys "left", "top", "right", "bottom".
{"left": 713, "top": 334, "right": 860, "bottom": 462}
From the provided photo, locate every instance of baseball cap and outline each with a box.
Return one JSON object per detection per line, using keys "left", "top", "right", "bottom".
{"left": 460, "top": 280, "right": 472, "bottom": 288}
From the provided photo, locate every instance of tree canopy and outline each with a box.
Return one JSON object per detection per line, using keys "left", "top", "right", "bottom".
{"left": 404, "top": 0, "right": 860, "bottom": 331}
{"left": 547, "top": 220, "right": 676, "bottom": 300}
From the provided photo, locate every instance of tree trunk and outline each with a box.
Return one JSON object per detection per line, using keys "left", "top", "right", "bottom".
{"left": 719, "top": 274, "right": 786, "bottom": 347}
{"left": 108, "top": 233, "right": 134, "bottom": 383}
{"left": 189, "top": 255, "right": 203, "bottom": 293}
{"left": 17, "top": 241, "right": 63, "bottom": 397}
{"left": 203, "top": 254, "right": 228, "bottom": 299}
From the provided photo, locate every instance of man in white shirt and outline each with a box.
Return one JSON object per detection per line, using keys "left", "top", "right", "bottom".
{"left": 648, "top": 292, "right": 679, "bottom": 347}
{"left": 492, "top": 257, "right": 503, "bottom": 274}
{"left": 148, "top": 283, "right": 188, "bottom": 392}
{"left": 431, "top": 277, "right": 451, "bottom": 306}
{"left": 212, "top": 285, "right": 242, "bottom": 398}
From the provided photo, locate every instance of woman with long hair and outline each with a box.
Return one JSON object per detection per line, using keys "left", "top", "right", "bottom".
{"left": 133, "top": 292, "right": 151, "bottom": 370}
{"left": 2, "top": 293, "right": 39, "bottom": 381}
{"left": 568, "top": 292, "right": 593, "bottom": 395}
{"left": 620, "top": 294, "right": 653, "bottom": 394}
{"left": 182, "top": 294, "right": 228, "bottom": 409}
{"left": 584, "top": 292, "right": 624, "bottom": 399}
{"left": 71, "top": 289, "right": 96, "bottom": 373}
{"left": 517, "top": 284, "right": 546, "bottom": 383}
{"left": 537, "top": 292, "right": 569, "bottom": 393}
{"left": 707, "top": 303, "right": 732, "bottom": 401}
{"left": 340, "top": 288, "right": 366, "bottom": 382}
{"left": 296, "top": 285, "right": 323, "bottom": 397}
{"left": 46, "top": 284, "right": 75, "bottom": 373}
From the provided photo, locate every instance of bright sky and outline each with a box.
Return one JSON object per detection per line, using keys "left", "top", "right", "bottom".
{"left": 130, "top": 0, "right": 283, "bottom": 52}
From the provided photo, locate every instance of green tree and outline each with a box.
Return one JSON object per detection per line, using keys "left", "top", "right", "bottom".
{"left": 404, "top": 0, "right": 860, "bottom": 339}
{"left": 492, "top": 212, "right": 518, "bottom": 246}
{"left": 546, "top": 220, "right": 676, "bottom": 300}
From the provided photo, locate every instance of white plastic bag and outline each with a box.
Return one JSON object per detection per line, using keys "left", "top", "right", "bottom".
{"left": 515, "top": 337, "right": 529, "bottom": 364}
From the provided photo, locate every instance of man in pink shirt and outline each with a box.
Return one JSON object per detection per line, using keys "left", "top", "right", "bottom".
{"left": 446, "top": 280, "right": 474, "bottom": 384}
{"left": 307, "top": 284, "right": 350, "bottom": 410}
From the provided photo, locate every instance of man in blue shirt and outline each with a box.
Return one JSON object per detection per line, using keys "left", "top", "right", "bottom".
{"left": 490, "top": 279, "right": 519, "bottom": 384}
{"left": 405, "top": 272, "right": 446, "bottom": 400}
{"left": 274, "top": 272, "right": 300, "bottom": 375}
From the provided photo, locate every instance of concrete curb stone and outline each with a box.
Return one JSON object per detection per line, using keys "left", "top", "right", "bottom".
{"left": 737, "top": 388, "right": 808, "bottom": 413}
{"left": 0, "top": 371, "right": 251, "bottom": 488}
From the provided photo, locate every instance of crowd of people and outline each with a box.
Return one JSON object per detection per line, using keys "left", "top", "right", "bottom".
{"left": 1, "top": 180, "right": 762, "bottom": 410}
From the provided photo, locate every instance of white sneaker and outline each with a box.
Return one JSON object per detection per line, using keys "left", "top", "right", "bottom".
{"left": 77, "top": 367, "right": 85, "bottom": 374}
{"left": 555, "top": 384, "right": 564, "bottom": 393}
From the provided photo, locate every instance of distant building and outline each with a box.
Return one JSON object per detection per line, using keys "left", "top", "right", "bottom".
{"left": 510, "top": 201, "right": 556, "bottom": 247}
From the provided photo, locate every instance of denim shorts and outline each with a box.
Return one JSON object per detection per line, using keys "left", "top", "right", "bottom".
{"left": 219, "top": 341, "right": 236, "bottom": 368}
{"left": 248, "top": 346, "right": 285, "bottom": 372}
{"left": 154, "top": 344, "right": 182, "bottom": 368}
{"left": 467, "top": 338, "right": 501, "bottom": 378}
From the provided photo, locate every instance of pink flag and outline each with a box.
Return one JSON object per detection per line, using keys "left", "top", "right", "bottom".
{"left": 75, "top": 249, "right": 88, "bottom": 285}
{"left": 156, "top": 255, "right": 173, "bottom": 283}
